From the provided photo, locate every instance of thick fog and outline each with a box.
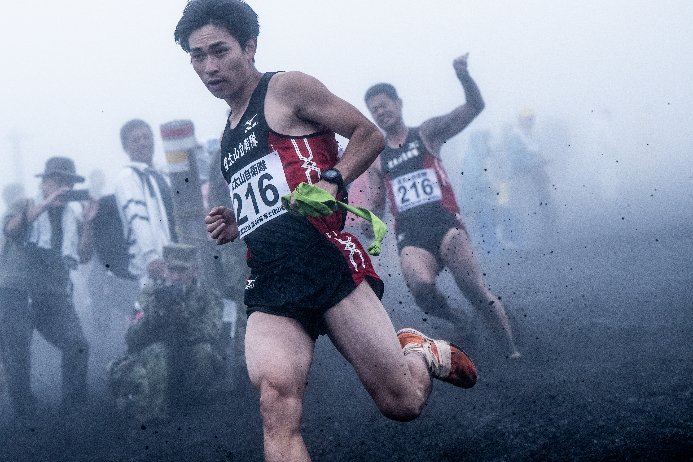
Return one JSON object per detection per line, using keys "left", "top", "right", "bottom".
{"left": 1, "top": 0, "right": 691, "bottom": 225}
{"left": 0, "top": 1, "right": 692, "bottom": 460}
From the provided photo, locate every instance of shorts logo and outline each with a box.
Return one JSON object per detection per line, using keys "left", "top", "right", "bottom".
{"left": 245, "top": 278, "right": 256, "bottom": 290}
{"left": 397, "top": 233, "right": 405, "bottom": 243}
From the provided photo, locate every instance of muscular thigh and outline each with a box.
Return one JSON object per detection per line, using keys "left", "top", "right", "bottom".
{"left": 439, "top": 227, "right": 485, "bottom": 290}
{"left": 245, "top": 311, "right": 315, "bottom": 396}
{"left": 323, "top": 282, "right": 412, "bottom": 400}
{"left": 395, "top": 209, "right": 462, "bottom": 287}
{"left": 399, "top": 246, "right": 439, "bottom": 287}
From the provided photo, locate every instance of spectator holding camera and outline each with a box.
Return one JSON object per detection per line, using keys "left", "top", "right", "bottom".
{"left": 108, "top": 244, "right": 224, "bottom": 423}
{"left": 0, "top": 157, "right": 97, "bottom": 421}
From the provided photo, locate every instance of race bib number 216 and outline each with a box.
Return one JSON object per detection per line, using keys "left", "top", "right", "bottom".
{"left": 391, "top": 168, "right": 442, "bottom": 212}
{"left": 230, "top": 151, "right": 290, "bottom": 238}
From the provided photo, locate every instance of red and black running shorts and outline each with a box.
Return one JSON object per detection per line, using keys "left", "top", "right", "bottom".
{"left": 244, "top": 215, "right": 383, "bottom": 340}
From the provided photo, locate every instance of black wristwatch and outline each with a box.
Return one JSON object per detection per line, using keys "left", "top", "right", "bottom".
{"left": 320, "top": 168, "right": 345, "bottom": 194}
{"left": 321, "top": 167, "right": 349, "bottom": 230}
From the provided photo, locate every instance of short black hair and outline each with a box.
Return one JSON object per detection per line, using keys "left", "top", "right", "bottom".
{"left": 364, "top": 83, "right": 399, "bottom": 105}
{"left": 120, "top": 119, "right": 151, "bottom": 150}
{"left": 174, "top": 0, "right": 260, "bottom": 53}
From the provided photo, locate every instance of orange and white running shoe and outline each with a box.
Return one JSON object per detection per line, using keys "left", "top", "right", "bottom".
{"left": 397, "top": 328, "right": 477, "bottom": 388}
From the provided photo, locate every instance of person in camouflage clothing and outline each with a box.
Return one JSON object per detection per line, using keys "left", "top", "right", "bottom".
{"left": 108, "top": 244, "right": 224, "bottom": 423}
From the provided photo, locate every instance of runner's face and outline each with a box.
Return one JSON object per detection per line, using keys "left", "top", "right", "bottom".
{"left": 123, "top": 126, "right": 154, "bottom": 164}
{"left": 189, "top": 24, "right": 256, "bottom": 101}
{"left": 366, "top": 94, "right": 402, "bottom": 132}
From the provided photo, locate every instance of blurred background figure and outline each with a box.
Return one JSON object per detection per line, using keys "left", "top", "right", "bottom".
{"left": 197, "top": 138, "right": 212, "bottom": 210}
{"left": 115, "top": 119, "right": 178, "bottom": 286}
{"left": 0, "top": 157, "right": 96, "bottom": 421}
{"left": 107, "top": 244, "right": 224, "bottom": 424}
{"left": 0, "top": 348, "right": 4, "bottom": 399}
{"left": 78, "top": 167, "right": 139, "bottom": 391}
{"left": 0, "top": 183, "right": 26, "bottom": 255}
{"left": 87, "top": 169, "right": 106, "bottom": 200}
{"left": 159, "top": 120, "right": 242, "bottom": 373}
{"left": 502, "top": 108, "right": 555, "bottom": 248}
{"left": 460, "top": 130, "right": 502, "bottom": 254}
{"left": 83, "top": 169, "right": 112, "bottom": 332}
{"left": 2, "top": 183, "right": 26, "bottom": 215}
{"left": 205, "top": 136, "right": 248, "bottom": 374}
{"left": 0, "top": 183, "right": 20, "bottom": 397}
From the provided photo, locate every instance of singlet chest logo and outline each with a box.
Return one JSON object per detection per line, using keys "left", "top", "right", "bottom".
{"left": 387, "top": 140, "right": 421, "bottom": 170}
{"left": 245, "top": 114, "right": 258, "bottom": 133}
{"left": 230, "top": 151, "right": 291, "bottom": 238}
{"left": 223, "top": 114, "right": 261, "bottom": 173}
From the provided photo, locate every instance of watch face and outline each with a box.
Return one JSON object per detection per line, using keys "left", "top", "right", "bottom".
{"left": 322, "top": 169, "right": 341, "bottom": 182}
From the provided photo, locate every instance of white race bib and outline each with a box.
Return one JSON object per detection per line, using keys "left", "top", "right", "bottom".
{"left": 390, "top": 168, "right": 442, "bottom": 212}
{"left": 229, "top": 151, "right": 290, "bottom": 238}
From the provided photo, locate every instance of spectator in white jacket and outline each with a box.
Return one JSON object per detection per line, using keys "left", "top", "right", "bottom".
{"left": 115, "top": 119, "right": 178, "bottom": 286}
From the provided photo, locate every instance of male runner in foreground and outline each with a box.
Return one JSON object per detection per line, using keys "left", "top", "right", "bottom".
{"left": 174, "top": 1, "right": 477, "bottom": 460}
{"left": 364, "top": 55, "right": 521, "bottom": 359}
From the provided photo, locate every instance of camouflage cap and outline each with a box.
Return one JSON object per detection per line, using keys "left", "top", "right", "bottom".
{"left": 163, "top": 244, "right": 197, "bottom": 269}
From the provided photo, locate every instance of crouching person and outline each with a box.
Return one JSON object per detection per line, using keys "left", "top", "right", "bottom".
{"left": 108, "top": 244, "right": 224, "bottom": 423}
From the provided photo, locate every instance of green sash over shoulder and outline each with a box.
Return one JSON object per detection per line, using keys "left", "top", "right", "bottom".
{"left": 281, "top": 183, "right": 386, "bottom": 256}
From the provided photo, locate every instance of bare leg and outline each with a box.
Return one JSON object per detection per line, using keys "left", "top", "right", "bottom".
{"left": 324, "top": 282, "right": 431, "bottom": 422}
{"left": 399, "top": 246, "right": 468, "bottom": 327}
{"left": 440, "top": 227, "right": 521, "bottom": 358}
{"left": 245, "top": 312, "right": 315, "bottom": 462}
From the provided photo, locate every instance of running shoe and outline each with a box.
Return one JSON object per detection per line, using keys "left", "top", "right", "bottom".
{"left": 397, "top": 328, "right": 477, "bottom": 388}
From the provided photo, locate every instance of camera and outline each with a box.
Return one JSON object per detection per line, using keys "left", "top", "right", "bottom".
{"left": 61, "top": 189, "right": 90, "bottom": 202}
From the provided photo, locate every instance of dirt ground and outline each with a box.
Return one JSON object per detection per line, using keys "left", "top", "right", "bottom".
{"left": 1, "top": 220, "right": 692, "bottom": 461}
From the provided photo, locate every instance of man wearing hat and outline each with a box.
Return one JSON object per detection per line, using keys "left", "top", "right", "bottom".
{"left": 108, "top": 244, "right": 224, "bottom": 423}
{"left": 0, "top": 156, "right": 97, "bottom": 419}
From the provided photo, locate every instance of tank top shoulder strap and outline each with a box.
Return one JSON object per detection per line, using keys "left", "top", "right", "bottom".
{"left": 246, "top": 71, "right": 279, "bottom": 120}
{"left": 221, "top": 71, "right": 280, "bottom": 135}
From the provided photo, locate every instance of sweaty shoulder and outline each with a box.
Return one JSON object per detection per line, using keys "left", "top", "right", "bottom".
{"left": 268, "top": 71, "right": 319, "bottom": 97}
{"left": 265, "top": 71, "right": 325, "bottom": 136}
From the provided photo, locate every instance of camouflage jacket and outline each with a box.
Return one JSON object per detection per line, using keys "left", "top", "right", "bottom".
{"left": 125, "top": 280, "right": 223, "bottom": 353}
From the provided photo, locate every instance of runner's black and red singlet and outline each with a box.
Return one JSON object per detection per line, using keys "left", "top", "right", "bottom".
{"left": 380, "top": 127, "right": 460, "bottom": 224}
{"left": 219, "top": 72, "right": 382, "bottom": 329}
